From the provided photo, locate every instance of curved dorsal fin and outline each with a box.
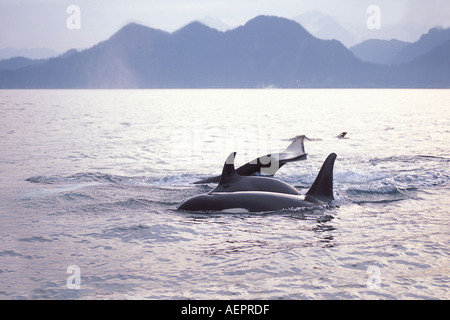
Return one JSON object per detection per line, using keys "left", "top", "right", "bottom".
{"left": 218, "top": 152, "right": 238, "bottom": 186}
{"left": 306, "top": 153, "right": 337, "bottom": 202}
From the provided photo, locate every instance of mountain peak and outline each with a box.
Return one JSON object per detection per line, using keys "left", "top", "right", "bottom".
{"left": 115, "top": 22, "right": 151, "bottom": 34}
{"left": 237, "top": 15, "right": 313, "bottom": 41}
{"left": 390, "top": 26, "right": 450, "bottom": 64}
{"left": 1, "top": 16, "right": 449, "bottom": 88}
{"left": 293, "top": 11, "right": 357, "bottom": 47}
{"left": 245, "top": 15, "right": 307, "bottom": 31}
{"left": 419, "top": 26, "right": 450, "bottom": 41}
{"left": 110, "top": 22, "right": 168, "bottom": 42}
{"left": 174, "top": 21, "right": 220, "bottom": 36}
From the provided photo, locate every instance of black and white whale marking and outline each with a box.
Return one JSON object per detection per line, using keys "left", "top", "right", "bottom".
{"left": 194, "top": 135, "right": 307, "bottom": 184}
{"left": 208, "top": 152, "right": 299, "bottom": 195}
{"left": 178, "top": 152, "right": 337, "bottom": 213}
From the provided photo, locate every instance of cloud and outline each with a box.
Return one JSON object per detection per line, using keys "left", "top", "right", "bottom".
{"left": 403, "top": 0, "right": 450, "bottom": 28}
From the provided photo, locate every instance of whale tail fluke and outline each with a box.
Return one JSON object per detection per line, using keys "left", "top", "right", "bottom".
{"left": 193, "top": 135, "right": 307, "bottom": 184}
{"left": 305, "top": 153, "right": 337, "bottom": 203}
{"left": 236, "top": 134, "right": 307, "bottom": 177}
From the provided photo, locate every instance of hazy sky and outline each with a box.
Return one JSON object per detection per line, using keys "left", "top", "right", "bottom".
{"left": 1, "top": 0, "right": 450, "bottom": 52}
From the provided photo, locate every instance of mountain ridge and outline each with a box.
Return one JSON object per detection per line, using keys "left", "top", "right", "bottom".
{"left": 350, "top": 39, "right": 411, "bottom": 65}
{"left": 390, "top": 27, "right": 450, "bottom": 65}
{"left": 0, "top": 15, "right": 449, "bottom": 88}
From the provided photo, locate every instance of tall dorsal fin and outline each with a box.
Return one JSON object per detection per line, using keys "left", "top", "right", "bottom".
{"left": 218, "top": 152, "right": 238, "bottom": 186}
{"left": 306, "top": 153, "right": 337, "bottom": 203}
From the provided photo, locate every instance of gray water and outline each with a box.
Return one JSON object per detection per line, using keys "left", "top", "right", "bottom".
{"left": 0, "top": 89, "right": 449, "bottom": 300}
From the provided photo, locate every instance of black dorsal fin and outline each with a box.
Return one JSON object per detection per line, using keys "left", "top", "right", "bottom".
{"left": 218, "top": 152, "right": 238, "bottom": 186}
{"left": 306, "top": 153, "right": 337, "bottom": 203}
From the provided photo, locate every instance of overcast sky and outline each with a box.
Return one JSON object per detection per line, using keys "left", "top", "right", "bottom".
{"left": 1, "top": 0, "right": 450, "bottom": 52}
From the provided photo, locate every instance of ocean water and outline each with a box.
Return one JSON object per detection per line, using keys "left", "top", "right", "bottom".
{"left": 0, "top": 89, "right": 449, "bottom": 300}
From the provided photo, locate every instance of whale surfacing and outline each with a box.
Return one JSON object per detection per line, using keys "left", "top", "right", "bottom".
{"left": 208, "top": 152, "right": 299, "bottom": 195}
{"left": 178, "top": 153, "right": 337, "bottom": 213}
{"left": 194, "top": 135, "right": 307, "bottom": 184}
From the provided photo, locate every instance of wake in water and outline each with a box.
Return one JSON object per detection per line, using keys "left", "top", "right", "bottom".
{"left": 22, "top": 127, "right": 450, "bottom": 215}
{"left": 23, "top": 151, "right": 450, "bottom": 214}
{"left": 4, "top": 89, "right": 450, "bottom": 300}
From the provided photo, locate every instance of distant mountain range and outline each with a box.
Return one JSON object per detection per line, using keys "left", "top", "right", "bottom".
{"left": 351, "top": 27, "right": 450, "bottom": 65}
{"left": 293, "top": 11, "right": 357, "bottom": 48}
{"left": 350, "top": 39, "right": 411, "bottom": 65}
{"left": 1, "top": 15, "right": 449, "bottom": 88}
{"left": 0, "top": 47, "right": 58, "bottom": 60}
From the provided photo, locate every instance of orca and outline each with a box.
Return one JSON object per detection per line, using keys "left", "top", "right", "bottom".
{"left": 178, "top": 153, "right": 337, "bottom": 213}
{"left": 208, "top": 152, "right": 299, "bottom": 195}
{"left": 338, "top": 132, "right": 348, "bottom": 139}
{"left": 194, "top": 135, "right": 307, "bottom": 184}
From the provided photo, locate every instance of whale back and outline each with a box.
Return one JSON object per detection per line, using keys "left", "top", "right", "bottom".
{"left": 179, "top": 153, "right": 338, "bottom": 212}
{"left": 210, "top": 152, "right": 299, "bottom": 195}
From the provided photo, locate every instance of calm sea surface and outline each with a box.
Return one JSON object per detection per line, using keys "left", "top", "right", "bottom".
{"left": 0, "top": 89, "right": 449, "bottom": 299}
